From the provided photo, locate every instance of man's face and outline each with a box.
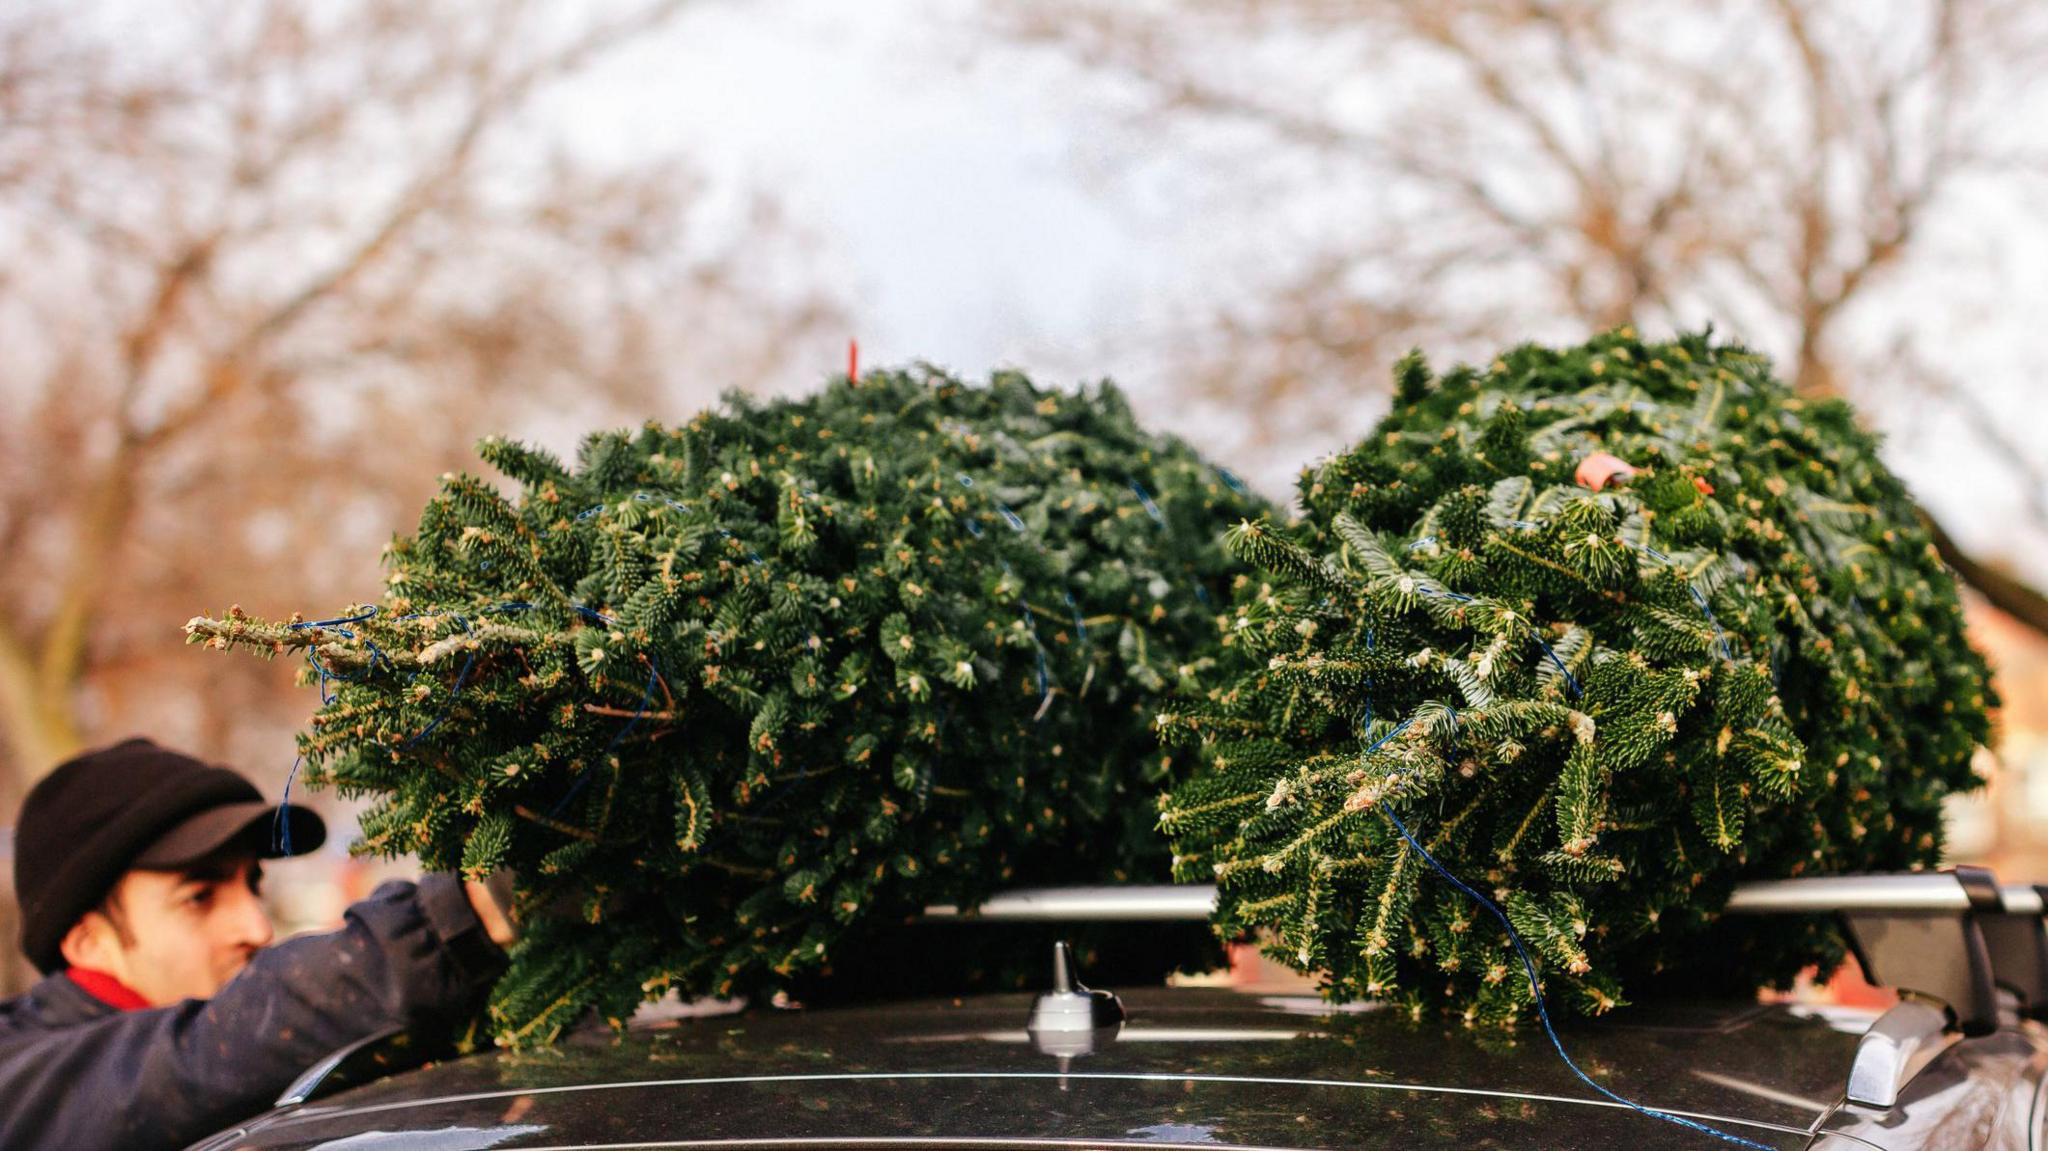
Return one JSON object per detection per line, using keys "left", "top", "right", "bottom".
{"left": 66, "top": 855, "right": 275, "bottom": 1005}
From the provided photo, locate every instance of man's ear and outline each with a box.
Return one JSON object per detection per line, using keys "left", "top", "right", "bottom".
{"left": 59, "top": 911, "right": 117, "bottom": 972}
{"left": 59, "top": 878, "right": 135, "bottom": 974}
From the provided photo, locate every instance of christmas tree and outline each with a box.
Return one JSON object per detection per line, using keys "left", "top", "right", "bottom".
{"left": 191, "top": 366, "right": 1268, "bottom": 1043}
{"left": 1158, "top": 330, "right": 1994, "bottom": 1023}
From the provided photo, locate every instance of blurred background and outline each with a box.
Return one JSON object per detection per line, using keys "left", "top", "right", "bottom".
{"left": 3, "top": 0, "right": 2046, "bottom": 995}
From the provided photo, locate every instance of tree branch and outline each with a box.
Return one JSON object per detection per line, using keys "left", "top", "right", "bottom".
{"left": 1922, "top": 511, "right": 2048, "bottom": 637}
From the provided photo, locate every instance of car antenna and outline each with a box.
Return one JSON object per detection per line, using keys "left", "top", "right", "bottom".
{"left": 1028, "top": 941, "right": 1126, "bottom": 1085}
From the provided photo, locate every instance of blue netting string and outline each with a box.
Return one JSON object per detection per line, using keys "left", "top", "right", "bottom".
{"left": 290, "top": 607, "right": 389, "bottom": 705}
{"left": 1627, "top": 542, "right": 1735, "bottom": 661}
{"left": 277, "top": 608, "right": 387, "bottom": 853}
{"left": 551, "top": 657, "right": 664, "bottom": 818}
{"left": 1128, "top": 477, "right": 1166, "bottom": 525}
{"left": 1414, "top": 584, "right": 1583, "bottom": 700}
{"left": 1357, "top": 717, "right": 1773, "bottom": 1151}
{"left": 274, "top": 753, "right": 306, "bottom": 856}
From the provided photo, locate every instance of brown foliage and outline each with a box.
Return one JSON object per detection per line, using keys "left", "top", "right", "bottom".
{"left": 0, "top": 0, "right": 842, "bottom": 804}
{"left": 992, "top": 0, "right": 2048, "bottom": 629}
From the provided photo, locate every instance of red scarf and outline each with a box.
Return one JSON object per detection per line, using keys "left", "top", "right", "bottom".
{"left": 66, "top": 967, "right": 152, "bottom": 1012}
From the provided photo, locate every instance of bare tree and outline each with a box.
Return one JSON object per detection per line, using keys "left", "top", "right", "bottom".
{"left": 0, "top": 0, "right": 843, "bottom": 802}
{"left": 990, "top": 0, "right": 2048, "bottom": 628}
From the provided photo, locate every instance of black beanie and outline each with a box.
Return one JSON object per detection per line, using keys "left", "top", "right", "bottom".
{"left": 14, "top": 738, "right": 323, "bottom": 973}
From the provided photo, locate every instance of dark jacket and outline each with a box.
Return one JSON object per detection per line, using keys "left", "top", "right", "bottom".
{"left": 0, "top": 874, "right": 505, "bottom": 1151}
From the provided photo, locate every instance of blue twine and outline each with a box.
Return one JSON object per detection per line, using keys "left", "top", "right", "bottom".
{"left": 1414, "top": 584, "right": 1582, "bottom": 700}
{"left": 291, "top": 609, "right": 388, "bottom": 705}
{"left": 1065, "top": 591, "right": 1088, "bottom": 643}
{"left": 275, "top": 607, "right": 404, "bottom": 852}
{"left": 997, "top": 504, "right": 1026, "bottom": 533}
{"left": 1529, "top": 629, "right": 1584, "bottom": 700}
{"left": 305, "top": 651, "right": 337, "bottom": 706}
{"left": 551, "top": 658, "right": 663, "bottom": 817}
{"left": 297, "top": 601, "right": 608, "bottom": 812}
{"left": 1631, "top": 542, "right": 1734, "bottom": 662}
{"left": 1217, "top": 468, "right": 1249, "bottom": 495}
{"left": 1128, "top": 478, "right": 1166, "bottom": 525}
{"left": 716, "top": 527, "right": 765, "bottom": 566}
{"left": 401, "top": 648, "right": 476, "bottom": 748}
{"left": 1452, "top": 519, "right": 1734, "bottom": 675}
{"left": 1689, "top": 585, "right": 1735, "bottom": 661}
{"left": 1015, "top": 603, "right": 1054, "bottom": 720}
{"left": 292, "top": 606, "right": 380, "bottom": 630}
{"left": 557, "top": 493, "right": 696, "bottom": 537}
{"left": 1356, "top": 716, "right": 1771, "bottom": 1151}
{"left": 274, "top": 754, "right": 305, "bottom": 856}
{"left": 602, "top": 659, "right": 663, "bottom": 758}
{"left": 402, "top": 615, "right": 477, "bottom": 748}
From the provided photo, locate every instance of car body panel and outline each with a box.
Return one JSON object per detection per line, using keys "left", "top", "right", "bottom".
{"left": 193, "top": 988, "right": 1878, "bottom": 1149}
{"left": 1810, "top": 1023, "right": 2048, "bottom": 1150}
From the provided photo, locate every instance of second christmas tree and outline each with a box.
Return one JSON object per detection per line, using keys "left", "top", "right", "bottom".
{"left": 1159, "top": 330, "right": 1994, "bottom": 1021}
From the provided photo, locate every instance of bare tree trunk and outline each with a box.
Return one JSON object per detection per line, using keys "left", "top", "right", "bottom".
{"left": 0, "top": 620, "right": 80, "bottom": 783}
{"left": 1924, "top": 512, "right": 2048, "bottom": 638}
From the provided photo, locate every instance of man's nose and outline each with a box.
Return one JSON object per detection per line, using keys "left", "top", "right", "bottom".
{"left": 231, "top": 885, "right": 276, "bottom": 950}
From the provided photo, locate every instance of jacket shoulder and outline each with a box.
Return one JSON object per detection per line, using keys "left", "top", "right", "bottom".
{"left": 0, "top": 974, "right": 107, "bottom": 1045}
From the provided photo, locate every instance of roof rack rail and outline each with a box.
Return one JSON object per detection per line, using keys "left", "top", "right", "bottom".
{"left": 922, "top": 886, "right": 1215, "bottom": 923}
{"left": 923, "top": 865, "right": 2048, "bottom": 1036}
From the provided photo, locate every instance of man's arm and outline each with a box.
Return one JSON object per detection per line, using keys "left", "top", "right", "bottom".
{"left": 0, "top": 873, "right": 506, "bottom": 1151}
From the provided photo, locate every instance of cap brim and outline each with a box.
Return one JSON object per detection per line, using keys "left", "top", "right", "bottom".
{"left": 131, "top": 800, "right": 328, "bottom": 868}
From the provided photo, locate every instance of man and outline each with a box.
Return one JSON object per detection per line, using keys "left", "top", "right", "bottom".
{"left": 0, "top": 737, "right": 517, "bottom": 1151}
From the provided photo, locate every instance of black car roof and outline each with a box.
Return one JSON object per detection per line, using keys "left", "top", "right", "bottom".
{"left": 208, "top": 985, "right": 1871, "bottom": 1150}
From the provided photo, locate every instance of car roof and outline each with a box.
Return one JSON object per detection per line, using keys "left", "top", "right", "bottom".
{"left": 212, "top": 985, "right": 1872, "bottom": 1150}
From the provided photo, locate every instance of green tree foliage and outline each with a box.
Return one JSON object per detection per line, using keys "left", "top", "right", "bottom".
{"left": 1158, "top": 330, "right": 1994, "bottom": 1023}
{"left": 194, "top": 367, "right": 1268, "bottom": 1043}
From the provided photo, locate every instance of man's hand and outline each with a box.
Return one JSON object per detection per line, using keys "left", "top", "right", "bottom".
{"left": 463, "top": 878, "right": 517, "bottom": 947}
